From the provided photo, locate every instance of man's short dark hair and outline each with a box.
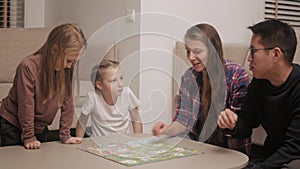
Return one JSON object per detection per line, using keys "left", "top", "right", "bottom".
{"left": 248, "top": 19, "right": 297, "bottom": 64}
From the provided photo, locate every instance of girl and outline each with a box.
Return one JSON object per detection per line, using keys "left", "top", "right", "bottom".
{"left": 0, "top": 23, "right": 86, "bottom": 149}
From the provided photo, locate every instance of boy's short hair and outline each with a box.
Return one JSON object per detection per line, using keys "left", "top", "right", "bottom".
{"left": 91, "top": 60, "right": 119, "bottom": 89}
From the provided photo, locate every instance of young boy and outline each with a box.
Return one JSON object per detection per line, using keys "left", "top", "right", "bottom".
{"left": 76, "top": 60, "right": 143, "bottom": 137}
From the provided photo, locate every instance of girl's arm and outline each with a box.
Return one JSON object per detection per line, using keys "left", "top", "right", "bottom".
{"left": 15, "top": 63, "right": 38, "bottom": 146}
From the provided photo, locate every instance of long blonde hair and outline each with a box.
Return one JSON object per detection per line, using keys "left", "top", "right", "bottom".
{"left": 36, "top": 23, "right": 86, "bottom": 105}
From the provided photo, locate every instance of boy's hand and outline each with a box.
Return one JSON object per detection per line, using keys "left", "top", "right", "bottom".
{"left": 65, "top": 137, "right": 82, "bottom": 144}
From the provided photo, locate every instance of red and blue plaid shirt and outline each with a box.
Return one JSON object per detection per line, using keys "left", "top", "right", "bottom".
{"left": 174, "top": 59, "right": 251, "bottom": 154}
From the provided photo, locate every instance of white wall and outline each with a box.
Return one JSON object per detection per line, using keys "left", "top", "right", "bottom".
{"left": 44, "top": 0, "right": 140, "bottom": 38}
{"left": 140, "top": 0, "right": 265, "bottom": 132}
{"left": 24, "top": 0, "right": 45, "bottom": 27}
{"left": 141, "top": 0, "right": 264, "bottom": 43}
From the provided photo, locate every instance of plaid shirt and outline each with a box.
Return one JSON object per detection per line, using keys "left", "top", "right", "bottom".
{"left": 174, "top": 59, "right": 251, "bottom": 154}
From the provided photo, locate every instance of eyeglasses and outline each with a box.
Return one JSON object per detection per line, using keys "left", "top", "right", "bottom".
{"left": 248, "top": 47, "right": 285, "bottom": 59}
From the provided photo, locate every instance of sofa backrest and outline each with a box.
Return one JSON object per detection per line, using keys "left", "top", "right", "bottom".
{"left": 0, "top": 27, "right": 52, "bottom": 100}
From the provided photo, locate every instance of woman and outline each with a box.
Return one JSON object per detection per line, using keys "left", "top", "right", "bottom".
{"left": 152, "top": 23, "right": 251, "bottom": 154}
{"left": 0, "top": 23, "right": 86, "bottom": 149}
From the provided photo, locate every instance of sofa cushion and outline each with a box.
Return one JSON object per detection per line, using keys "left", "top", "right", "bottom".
{"left": 223, "top": 43, "right": 249, "bottom": 65}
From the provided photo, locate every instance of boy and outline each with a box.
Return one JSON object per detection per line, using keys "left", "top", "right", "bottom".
{"left": 76, "top": 60, "right": 142, "bottom": 137}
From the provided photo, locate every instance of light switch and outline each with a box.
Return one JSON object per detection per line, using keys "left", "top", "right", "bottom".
{"left": 126, "top": 9, "right": 135, "bottom": 22}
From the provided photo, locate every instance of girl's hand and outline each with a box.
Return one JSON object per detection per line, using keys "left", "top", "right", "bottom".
{"left": 24, "top": 140, "right": 41, "bottom": 149}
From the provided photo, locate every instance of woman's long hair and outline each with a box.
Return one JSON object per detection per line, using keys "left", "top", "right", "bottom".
{"left": 36, "top": 23, "right": 86, "bottom": 106}
{"left": 185, "top": 23, "right": 226, "bottom": 135}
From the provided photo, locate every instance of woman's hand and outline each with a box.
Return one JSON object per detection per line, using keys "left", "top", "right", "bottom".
{"left": 152, "top": 121, "right": 168, "bottom": 136}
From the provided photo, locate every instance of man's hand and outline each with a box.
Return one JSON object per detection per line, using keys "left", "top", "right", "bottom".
{"left": 218, "top": 108, "right": 238, "bottom": 130}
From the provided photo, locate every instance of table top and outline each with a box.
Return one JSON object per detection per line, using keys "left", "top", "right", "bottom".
{"left": 0, "top": 133, "right": 248, "bottom": 169}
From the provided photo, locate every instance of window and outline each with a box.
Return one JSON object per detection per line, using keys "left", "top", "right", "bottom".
{"left": 265, "top": 0, "right": 300, "bottom": 27}
{"left": 0, "top": 0, "right": 24, "bottom": 28}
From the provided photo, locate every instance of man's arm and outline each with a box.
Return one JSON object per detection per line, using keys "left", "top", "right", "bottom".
{"left": 152, "top": 121, "right": 187, "bottom": 136}
{"left": 255, "top": 111, "right": 300, "bottom": 168}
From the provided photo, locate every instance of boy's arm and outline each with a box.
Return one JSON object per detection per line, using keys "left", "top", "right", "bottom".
{"left": 129, "top": 107, "right": 143, "bottom": 133}
{"left": 76, "top": 113, "right": 89, "bottom": 138}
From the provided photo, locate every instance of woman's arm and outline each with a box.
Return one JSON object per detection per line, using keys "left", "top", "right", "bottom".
{"left": 152, "top": 121, "right": 186, "bottom": 136}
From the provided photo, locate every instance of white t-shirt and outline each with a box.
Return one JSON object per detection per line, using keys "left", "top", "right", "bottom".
{"left": 81, "top": 87, "right": 140, "bottom": 137}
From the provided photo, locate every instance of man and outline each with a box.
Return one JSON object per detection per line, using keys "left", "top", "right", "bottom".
{"left": 218, "top": 19, "right": 300, "bottom": 169}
